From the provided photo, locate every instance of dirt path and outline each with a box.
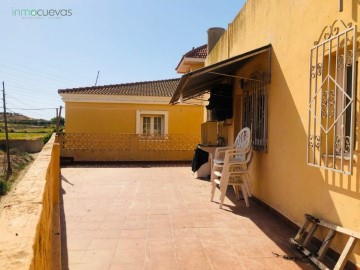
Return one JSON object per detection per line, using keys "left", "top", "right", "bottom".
{"left": 0, "top": 153, "right": 38, "bottom": 217}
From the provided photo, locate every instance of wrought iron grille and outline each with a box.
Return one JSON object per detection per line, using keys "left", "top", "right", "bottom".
{"left": 242, "top": 72, "right": 268, "bottom": 151}
{"left": 307, "top": 21, "right": 357, "bottom": 175}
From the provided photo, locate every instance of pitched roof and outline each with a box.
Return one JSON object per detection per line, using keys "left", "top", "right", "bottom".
{"left": 58, "top": 78, "right": 180, "bottom": 97}
{"left": 184, "top": 44, "right": 207, "bottom": 59}
{"left": 175, "top": 45, "right": 207, "bottom": 73}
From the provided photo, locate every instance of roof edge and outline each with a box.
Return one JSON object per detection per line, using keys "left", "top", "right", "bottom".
{"left": 58, "top": 78, "right": 180, "bottom": 93}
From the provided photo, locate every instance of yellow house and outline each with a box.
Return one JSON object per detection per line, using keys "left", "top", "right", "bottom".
{"left": 171, "top": 1, "right": 360, "bottom": 267}
{"left": 58, "top": 78, "right": 204, "bottom": 161}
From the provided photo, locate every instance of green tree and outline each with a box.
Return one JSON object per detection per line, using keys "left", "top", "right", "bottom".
{"left": 50, "top": 116, "right": 65, "bottom": 126}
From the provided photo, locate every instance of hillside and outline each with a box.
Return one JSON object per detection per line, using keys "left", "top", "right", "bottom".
{"left": 0, "top": 113, "right": 53, "bottom": 140}
{"left": 0, "top": 113, "right": 33, "bottom": 121}
{"left": 0, "top": 113, "right": 49, "bottom": 123}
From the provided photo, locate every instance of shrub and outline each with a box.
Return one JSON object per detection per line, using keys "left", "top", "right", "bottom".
{"left": 0, "top": 179, "right": 10, "bottom": 196}
{"left": 42, "top": 132, "right": 53, "bottom": 144}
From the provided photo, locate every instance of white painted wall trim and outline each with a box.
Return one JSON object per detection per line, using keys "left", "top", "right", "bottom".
{"left": 136, "top": 110, "right": 169, "bottom": 135}
{"left": 60, "top": 94, "right": 171, "bottom": 104}
{"left": 176, "top": 57, "right": 205, "bottom": 73}
{"left": 183, "top": 57, "right": 206, "bottom": 63}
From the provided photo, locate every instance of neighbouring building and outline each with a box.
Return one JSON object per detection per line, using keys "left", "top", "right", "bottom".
{"left": 175, "top": 44, "right": 207, "bottom": 73}
{"left": 58, "top": 78, "right": 204, "bottom": 161}
{"left": 171, "top": 1, "right": 360, "bottom": 266}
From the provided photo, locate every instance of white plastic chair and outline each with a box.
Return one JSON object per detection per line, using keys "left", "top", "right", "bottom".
{"left": 212, "top": 148, "right": 253, "bottom": 208}
{"left": 211, "top": 127, "right": 251, "bottom": 165}
{"left": 210, "top": 127, "right": 252, "bottom": 208}
{"left": 210, "top": 127, "right": 251, "bottom": 181}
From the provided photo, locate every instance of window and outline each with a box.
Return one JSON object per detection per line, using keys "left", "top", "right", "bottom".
{"left": 335, "top": 65, "right": 356, "bottom": 154}
{"left": 153, "top": 116, "right": 162, "bottom": 136}
{"left": 136, "top": 110, "right": 168, "bottom": 136}
{"left": 242, "top": 72, "right": 268, "bottom": 151}
{"left": 141, "top": 115, "right": 163, "bottom": 136}
{"left": 142, "top": 116, "right": 151, "bottom": 135}
{"left": 307, "top": 22, "right": 356, "bottom": 175}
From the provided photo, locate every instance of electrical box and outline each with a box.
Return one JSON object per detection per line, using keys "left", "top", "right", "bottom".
{"left": 201, "top": 121, "right": 217, "bottom": 146}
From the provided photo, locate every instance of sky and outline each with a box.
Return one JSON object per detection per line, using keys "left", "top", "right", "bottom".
{"left": 0, "top": 0, "right": 245, "bottom": 120}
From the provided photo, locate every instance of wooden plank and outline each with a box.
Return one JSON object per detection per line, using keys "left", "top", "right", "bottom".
{"left": 317, "top": 229, "right": 336, "bottom": 260}
{"left": 290, "top": 238, "right": 330, "bottom": 270}
{"left": 303, "top": 223, "right": 318, "bottom": 246}
{"left": 295, "top": 219, "right": 311, "bottom": 243}
{"left": 293, "top": 214, "right": 360, "bottom": 269}
{"left": 311, "top": 217, "right": 360, "bottom": 239}
{"left": 334, "top": 236, "right": 357, "bottom": 270}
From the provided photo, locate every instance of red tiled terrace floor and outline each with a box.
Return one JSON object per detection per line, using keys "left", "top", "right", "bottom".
{"left": 60, "top": 162, "right": 316, "bottom": 270}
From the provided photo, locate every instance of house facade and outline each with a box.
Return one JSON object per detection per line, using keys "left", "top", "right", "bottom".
{"left": 58, "top": 78, "right": 204, "bottom": 161}
{"left": 171, "top": 1, "right": 360, "bottom": 266}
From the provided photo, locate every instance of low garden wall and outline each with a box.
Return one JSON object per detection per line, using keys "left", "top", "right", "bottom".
{"left": 59, "top": 133, "right": 200, "bottom": 161}
{"left": 0, "top": 134, "right": 60, "bottom": 269}
{"left": 0, "top": 139, "right": 44, "bottom": 154}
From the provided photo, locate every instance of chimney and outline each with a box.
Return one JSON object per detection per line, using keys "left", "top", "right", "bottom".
{"left": 207, "top": 27, "right": 225, "bottom": 55}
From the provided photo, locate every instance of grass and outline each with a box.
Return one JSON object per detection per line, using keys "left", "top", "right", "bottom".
{"left": 0, "top": 122, "right": 55, "bottom": 140}
{"left": 0, "top": 180, "right": 10, "bottom": 195}
{"left": 0, "top": 133, "right": 49, "bottom": 140}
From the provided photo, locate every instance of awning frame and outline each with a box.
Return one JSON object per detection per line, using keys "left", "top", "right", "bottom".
{"left": 170, "top": 44, "right": 272, "bottom": 104}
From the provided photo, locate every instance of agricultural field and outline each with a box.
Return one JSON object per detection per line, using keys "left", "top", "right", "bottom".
{"left": 0, "top": 124, "right": 53, "bottom": 140}
{"left": 0, "top": 113, "right": 55, "bottom": 141}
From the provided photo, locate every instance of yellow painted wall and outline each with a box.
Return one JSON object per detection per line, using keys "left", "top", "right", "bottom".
{"left": 62, "top": 101, "right": 203, "bottom": 161}
{"left": 207, "top": 0, "right": 360, "bottom": 265}
{"left": 64, "top": 101, "right": 203, "bottom": 135}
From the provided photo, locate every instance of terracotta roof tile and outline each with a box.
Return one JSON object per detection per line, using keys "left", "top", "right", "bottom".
{"left": 184, "top": 44, "right": 207, "bottom": 59}
{"left": 58, "top": 78, "right": 180, "bottom": 97}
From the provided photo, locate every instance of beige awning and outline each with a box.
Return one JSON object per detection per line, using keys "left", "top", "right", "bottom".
{"left": 170, "top": 44, "right": 271, "bottom": 104}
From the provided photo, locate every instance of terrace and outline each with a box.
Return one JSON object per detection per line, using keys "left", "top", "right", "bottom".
{"left": 60, "top": 162, "right": 316, "bottom": 270}
{"left": 0, "top": 136, "right": 318, "bottom": 269}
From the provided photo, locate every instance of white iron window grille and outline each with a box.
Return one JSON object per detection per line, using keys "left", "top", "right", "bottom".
{"left": 242, "top": 72, "right": 268, "bottom": 151}
{"left": 307, "top": 20, "right": 357, "bottom": 175}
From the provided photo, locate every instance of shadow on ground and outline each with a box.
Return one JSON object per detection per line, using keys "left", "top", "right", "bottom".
{"left": 61, "top": 161, "right": 192, "bottom": 168}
